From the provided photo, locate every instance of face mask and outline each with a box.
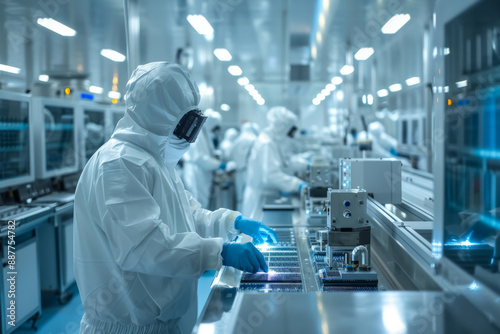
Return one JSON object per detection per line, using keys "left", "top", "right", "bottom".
{"left": 164, "top": 136, "right": 190, "bottom": 167}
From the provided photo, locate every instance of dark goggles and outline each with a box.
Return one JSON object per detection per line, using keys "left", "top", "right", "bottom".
{"left": 287, "top": 126, "right": 298, "bottom": 138}
{"left": 173, "top": 109, "right": 207, "bottom": 143}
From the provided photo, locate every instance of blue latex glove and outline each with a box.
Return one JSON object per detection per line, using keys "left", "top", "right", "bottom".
{"left": 235, "top": 215, "right": 279, "bottom": 245}
{"left": 298, "top": 182, "right": 309, "bottom": 195}
{"left": 278, "top": 191, "right": 292, "bottom": 197}
{"left": 221, "top": 242, "right": 268, "bottom": 273}
{"left": 219, "top": 162, "right": 227, "bottom": 170}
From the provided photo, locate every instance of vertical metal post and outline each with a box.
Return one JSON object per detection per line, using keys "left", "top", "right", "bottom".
{"left": 123, "top": 0, "right": 141, "bottom": 76}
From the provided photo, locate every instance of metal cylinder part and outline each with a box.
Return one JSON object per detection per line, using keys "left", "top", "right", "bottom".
{"left": 351, "top": 245, "right": 369, "bottom": 266}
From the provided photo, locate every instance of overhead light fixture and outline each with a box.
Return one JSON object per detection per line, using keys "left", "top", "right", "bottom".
{"left": 406, "top": 77, "right": 421, "bottom": 86}
{"left": 244, "top": 84, "right": 255, "bottom": 92}
{"left": 340, "top": 65, "right": 354, "bottom": 75}
{"left": 362, "top": 95, "right": 367, "bottom": 104}
{"left": 101, "top": 49, "right": 126, "bottom": 62}
{"left": 318, "top": 94, "right": 326, "bottom": 101}
{"left": 257, "top": 98, "right": 265, "bottom": 106}
{"left": 331, "top": 76, "right": 343, "bottom": 85}
{"left": 326, "top": 84, "right": 336, "bottom": 91}
{"left": 249, "top": 90, "right": 259, "bottom": 97}
{"left": 456, "top": 80, "right": 468, "bottom": 88}
{"left": 108, "top": 91, "right": 121, "bottom": 99}
{"left": 381, "top": 14, "right": 411, "bottom": 34}
{"left": 389, "top": 84, "right": 402, "bottom": 92}
{"left": 89, "top": 85, "right": 103, "bottom": 94}
{"left": 0, "top": 64, "right": 21, "bottom": 74}
{"left": 354, "top": 47, "right": 374, "bottom": 61}
{"left": 321, "top": 89, "right": 331, "bottom": 96}
{"left": 444, "top": 86, "right": 450, "bottom": 93}
{"left": 37, "top": 18, "right": 76, "bottom": 36}
{"left": 312, "top": 98, "right": 320, "bottom": 105}
{"left": 377, "top": 89, "right": 389, "bottom": 97}
{"left": 237, "top": 77, "right": 249, "bottom": 86}
{"left": 214, "top": 48, "right": 232, "bottom": 61}
{"left": 38, "top": 74, "right": 49, "bottom": 82}
{"left": 187, "top": 15, "right": 214, "bottom": 38}
{"left": 220, "top": 103, "right": 230, "bottom": 111}
{"left": 228, "top": 65, "right": 242, "bottom": 76}
{"left": 367, "top": 94, "right": 374, "bottom": 105}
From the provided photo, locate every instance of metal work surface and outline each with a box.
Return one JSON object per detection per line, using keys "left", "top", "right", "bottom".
{"left": 193, "top": 290, "right": 499, "bottom": 334}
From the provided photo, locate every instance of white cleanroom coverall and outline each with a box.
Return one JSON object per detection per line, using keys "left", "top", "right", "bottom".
{"left": 183, "top": 110, "right": 223, "bottom": 208}
{"left": 242, "top": 107, "right": 305, "bottom": 219}
{"left": 74, "top": 62, "right": 240, "bottom": 334}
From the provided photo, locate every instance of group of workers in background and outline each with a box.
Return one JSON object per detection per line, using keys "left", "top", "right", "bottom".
{"left": 72, "top": 62, "right": 401, "bottom": 334}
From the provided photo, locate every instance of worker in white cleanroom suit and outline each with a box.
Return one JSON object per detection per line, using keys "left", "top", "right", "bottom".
{"left": 367, "top": 121, "right": 399, "bottom": 158}
{"left": 230, "top": 122, "right": 260, "bottom": 211}
{"left": 183, "top": 110, "right": 235, "bottom": 208}
{"left": 242, "top": 106, "right": 308, "bottom": 219}
{"left": 220, "top": 127, "right": 239, "bottom": 161}
{"left": 73, "top": 62, "right": 277, "bottom": 334}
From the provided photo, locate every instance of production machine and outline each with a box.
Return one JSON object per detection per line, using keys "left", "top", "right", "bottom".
{"left": 314, "top": 189, "right": 378, "bottom": 289}
{"left": 304, "top": 156, "right": 336, "bottom": 226}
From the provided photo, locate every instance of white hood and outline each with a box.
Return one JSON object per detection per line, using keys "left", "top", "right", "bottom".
{"left": 112, "top": 62, "right": 200, "bottom": 167}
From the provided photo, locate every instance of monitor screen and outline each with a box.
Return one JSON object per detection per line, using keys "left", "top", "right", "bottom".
{"left": 0, "top": 98, "right": 30, "bottom": 183}
{"left": 43, "top": 105, "right": 76, "bottom": 172}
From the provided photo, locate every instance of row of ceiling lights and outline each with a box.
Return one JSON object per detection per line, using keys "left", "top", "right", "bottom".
{"left": 0, "top": 18, "right": 125, "bottom": 102}
{"left": 187, "top": 15, "right": 265, "bottom": 106}
{"left": 312, "top": 13, "right": 412, "bottom": 106}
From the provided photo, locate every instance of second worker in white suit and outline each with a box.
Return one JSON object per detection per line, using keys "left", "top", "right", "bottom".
{"left": 242, "top": 107, "right": 307, "bottom": 219}
{"left": 183, "top": 110, "right": 235, "bottom": 208}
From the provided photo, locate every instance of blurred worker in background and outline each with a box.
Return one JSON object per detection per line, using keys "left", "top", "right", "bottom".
{"left": 74, "top": 62, "right": 277, "bottom": 334}
{"left": 220, "top": 127, "right": 239, "bottom": 162}
{"left": 230, "top": 122, "right": 260, "bottom": 211}
{"left": 367, "top": 121, "right": 399, "bottom": 159}
{"left": 242, "top": 106, "right": 308, "bottom": 219}
{"left": 183, "top": 110, "right": 236, "bottom": 209}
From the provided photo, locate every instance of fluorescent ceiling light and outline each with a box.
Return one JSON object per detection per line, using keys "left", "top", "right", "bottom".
{"left": 89, "top": 85, "right": 103, "bottom": 94}
{"left": 249, "top": 90, "right": 259, "bottom": 97}
{"left": 257, "top": 99, "right": 265, "bottom": 106}
{"left": 406, "top": 77, "right": 421, "bottom": 86}
{"left": 340, "top": 65, "right": 354, "bottom": 75}
{"left": 381, "top": 14, "right": 411, "bottom": 34}
{"left": 312, "top": 99, "right": 320, "bottom": 105}
{"left": 38, "top": 74, "right": 49, "bottom": 82}
{"left": 187, "top": 15, "right": 214, "bottom": 37}
{"left": 228, "top": 65, "right": 242, "bottom": 76}
{"left": 220, "top": 103, "right": 230, "bottom": 111}
{"left": 237, "top": 77, "right": 249, "bottom": 86}
{"left": 389, "top": 83, "right": 402, "bottom": 92}
{"left": 37, "top": 18, "right": 76, "bottom": 36}
{"left": 326, "top": 84, "right": 336, "bottom": 91}
{"left": 214, "top": 48, "right": 232, "bottom": 61}
{"left": 318, "top": 94, "right": 325, "bottom": 101}
{"left": 101, "top": 49, "right": 126, "bottom": 62}
{"left": 244, "top": 84, "right": 255, "bottom": 92}
{"left": 377, "top": 89, "right": 389, "bottom": 97}
{"left": 367, "top": 94, "right": 374, "bottom": 105}
{"left": 331, "top": 76, "right": 343, "bottom": 85}
{"left": 354, "top": 47, "right": 374, "bottom": 61}
{"left": 456, "top": 80, "right": 468, "bottom": 88}
{"left": 321, "top": 89, "right": 330, "bottom": 96}
{"left": 0, "top": 64, "right": 20, "bottom": 74}
{"left": 108, "top": 91, "right": 121, "bottom": 99}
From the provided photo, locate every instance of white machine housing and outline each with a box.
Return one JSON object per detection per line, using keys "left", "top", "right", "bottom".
{"left": 340, "top": 158, "right": 402, "bottom": 204}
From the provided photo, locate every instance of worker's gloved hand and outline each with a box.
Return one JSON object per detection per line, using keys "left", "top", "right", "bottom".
{"left": 219, "top": 162, "right": 227, "bottom": 170}
{"left": 298, "top": 182, "right": 309, "bottom": 195}
{"left": 225, "top": 161, "right": 237, "bottom": 172}
{"left": 234, "top": 215, "right": 278, "bottom": 245}
{"left": 221, "top": 242, "right": 268, "bottom": 273}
